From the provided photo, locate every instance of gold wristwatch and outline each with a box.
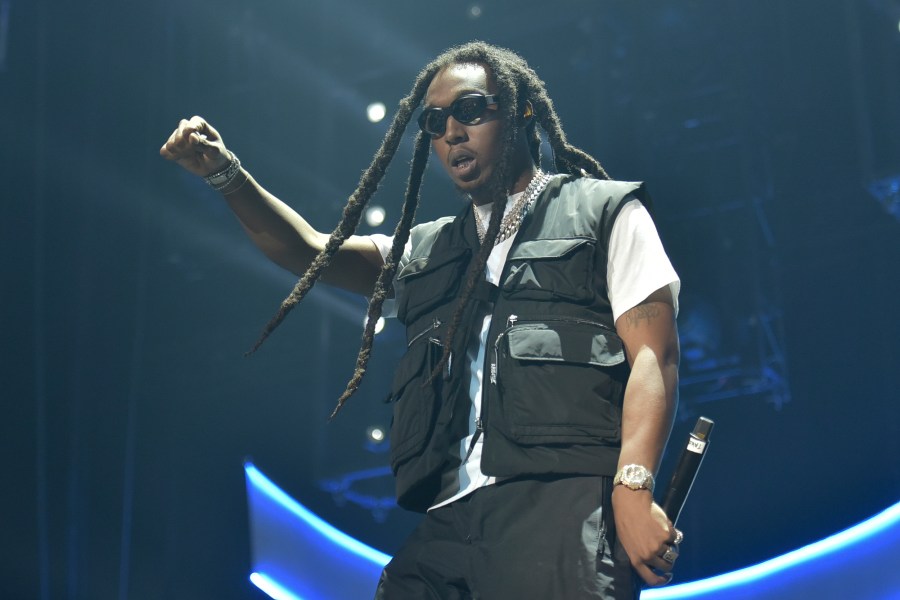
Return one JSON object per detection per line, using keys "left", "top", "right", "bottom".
{"left": 613, "top": 464, "right": 655, "bottom": 492}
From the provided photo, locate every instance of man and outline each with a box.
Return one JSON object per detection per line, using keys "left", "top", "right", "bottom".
{"left": 161, "top": 42, "right": 681, "bottom": 599}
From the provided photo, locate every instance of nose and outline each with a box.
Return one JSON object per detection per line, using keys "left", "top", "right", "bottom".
{"left": 442, "top": 115, "right": 468, "bottom": 144}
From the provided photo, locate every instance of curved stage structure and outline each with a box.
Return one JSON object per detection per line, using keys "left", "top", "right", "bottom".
{"left": 245, "top": 463, "right": 900, "bottom": 599}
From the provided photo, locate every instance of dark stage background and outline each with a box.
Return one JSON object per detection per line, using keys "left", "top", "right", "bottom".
{"left": 2, "top": 1, "right": 899, "bottom": 598}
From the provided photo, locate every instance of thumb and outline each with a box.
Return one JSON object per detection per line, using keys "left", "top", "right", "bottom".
{"left": 190, "top": 131, "right": 230, "bottom": 168}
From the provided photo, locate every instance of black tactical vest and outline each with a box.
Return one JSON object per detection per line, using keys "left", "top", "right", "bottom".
{"left": 388, "top": 176, "right": 649, "bottom": 512}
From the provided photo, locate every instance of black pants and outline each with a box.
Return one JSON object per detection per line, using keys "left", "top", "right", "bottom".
{"left": 374, "top": 475, "right": 639, "bottom": 599}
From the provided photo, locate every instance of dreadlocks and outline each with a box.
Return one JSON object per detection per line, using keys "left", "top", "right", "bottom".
{"left": 248, "top": 41, "right": 611, "bottom": 417}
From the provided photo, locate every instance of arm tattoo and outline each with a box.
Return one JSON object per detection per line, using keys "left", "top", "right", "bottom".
{"left": 624, "top": 303, "right": 660, "bottom": 329}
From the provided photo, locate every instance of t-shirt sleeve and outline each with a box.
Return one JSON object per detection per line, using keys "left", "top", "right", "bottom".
{"left": 368, "top": 233, "right": 394, "bottom": 263}
{"left": 607, "top": 199, "right": 680, "bottom": 323}
{"left": 364, "top": 233, "right": 413, "bottom": 319}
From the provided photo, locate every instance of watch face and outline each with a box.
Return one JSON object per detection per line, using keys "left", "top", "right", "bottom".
{"left": 621, "top": 465, "right": 652, "bottom": 490}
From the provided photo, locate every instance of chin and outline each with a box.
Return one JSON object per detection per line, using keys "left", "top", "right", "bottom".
{"left": 457, "top": 172, "right": 497, "bottom": 196}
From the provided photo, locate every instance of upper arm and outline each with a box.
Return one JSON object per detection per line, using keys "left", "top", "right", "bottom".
{"left": 615, "top": 286, "right": 680, "bottom": 368}
{"left": 317, "top": 234, "right": 386, "bottom": 297}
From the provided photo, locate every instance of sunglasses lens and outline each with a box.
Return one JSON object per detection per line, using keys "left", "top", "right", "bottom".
{"left": 419, "top": 109, "right": 446, "bottom": 135}
{"left": 452, "top": 96, "right": 486, "bottom": 124}
{"left": 418, "top": 95, "right": 493, "bottom": 135}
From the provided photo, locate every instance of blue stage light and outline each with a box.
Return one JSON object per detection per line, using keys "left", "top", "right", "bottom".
{"left": 245, "top": 463, "right": 391, "bottom": 567}
{"left": 246, "top": 462, "right": 900, "bottom": 599}
{"left": 250, "top": 572, "right": 306, "bottom": 600}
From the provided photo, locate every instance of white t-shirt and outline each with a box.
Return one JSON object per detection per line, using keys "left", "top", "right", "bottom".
{"left": 368, "top": 192, "right": 679, "bottom": 510}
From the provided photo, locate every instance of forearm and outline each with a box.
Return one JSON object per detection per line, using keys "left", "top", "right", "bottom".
{"left": 614, "top": 289, "right": 680, "bottom": 475}
{"left": 221, "top": 169, "right": 384, "bottom": 295}
{"left": 220, "top": 169, "right": 327, "bottom": 276}
{"left": 161, "top": 116, "right": 383, "bottom": 296}
{"left": 617, "top": 342, "right": 679, "bottom": 476}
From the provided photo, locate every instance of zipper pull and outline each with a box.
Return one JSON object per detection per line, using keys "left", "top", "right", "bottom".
{"left": 507, "top": 314, "right": 518, "bottom": 328}
{"left": 433, "top": 317, "right": 442, "bottom": 329}
{"left": 490, "top": 362, "right": 497, "bottom": 385}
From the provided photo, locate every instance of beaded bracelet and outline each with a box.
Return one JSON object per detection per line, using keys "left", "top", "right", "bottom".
{"left": 203, "top": 153, "right": 242, "bottom": 191}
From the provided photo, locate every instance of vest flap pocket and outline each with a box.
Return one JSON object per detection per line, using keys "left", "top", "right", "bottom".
{"left": 397, "top": 245, "right": 470, "bottom": 281}
{"left": 502, "top": 238, "right": 595, "bottom": 302}
{"left": 396, "top": 246, "right": 470, "bottom": 324}
{"left": 507, "top": 237, "right": 592, "bottom": 261}
{"left": 496, "top": 321, "right": 626, "bottom": 445}
{"left": 506, "top": 325, "right": 625, "bottom": 367}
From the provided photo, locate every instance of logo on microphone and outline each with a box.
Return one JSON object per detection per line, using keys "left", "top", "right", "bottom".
{"left": 687, "top": 437, "right": 707, "bottom": 454}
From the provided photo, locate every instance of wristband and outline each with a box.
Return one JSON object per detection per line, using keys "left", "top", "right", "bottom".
{"left": 203, "top": 153, "right": 242, "bottom": 191}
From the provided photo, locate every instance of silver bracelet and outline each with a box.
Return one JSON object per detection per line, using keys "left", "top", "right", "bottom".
{"left": 203, "top": 153, "right": 242, "bottom": 191}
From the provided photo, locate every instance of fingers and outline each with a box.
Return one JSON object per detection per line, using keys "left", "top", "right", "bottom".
{"left": 630, "top": 543, "right": 676, "bottom": 586}
{"left": 635, "top": 547, "right": 677, "bottom": 586}
{"left": 160, "top": 116, "right": 232, "bottom": 177}
{"left": 639, "top": 529, "right": 684, "bottom": 587}
{"left": 636, "top": 563, "right": 672, "bottom": 587}
{"left": 159, "top": 116, "right": 223, "bottom": 161}
{"left": 660, "top": 544, "right": 679, "bottom": 565}
{"left": 613, "top": 499, "right": 683, "bottom": 588}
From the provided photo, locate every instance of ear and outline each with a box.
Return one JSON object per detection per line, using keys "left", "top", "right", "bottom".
{"left": 518, "top": 100, "right": 534, "bottom": 126}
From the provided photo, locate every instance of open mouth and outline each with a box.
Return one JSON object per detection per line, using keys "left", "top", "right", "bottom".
{"left": 450, "top": 151, "right": 477, "bottom": 179}
{"left": 452, "top": 153, "right": 474, "bottom": 169}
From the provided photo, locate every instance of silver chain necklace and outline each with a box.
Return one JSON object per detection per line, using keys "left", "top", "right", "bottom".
{"left": 474, "top": 169, "right": 553, "bottom": 244}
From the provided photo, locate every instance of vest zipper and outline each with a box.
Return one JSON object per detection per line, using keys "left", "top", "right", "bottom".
{"left": 407, "top": 317, "right": 442, "bottom": 348}
{"left": 490, "top": 314, "right": 518, "bottom": 385}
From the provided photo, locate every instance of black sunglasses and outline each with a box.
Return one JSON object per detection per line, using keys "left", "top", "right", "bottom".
{"left": 417, "top": 93, "right": 499, "bottom": 136}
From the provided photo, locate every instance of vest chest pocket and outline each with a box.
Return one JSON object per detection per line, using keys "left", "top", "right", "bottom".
{"left": 495, "top": 321, "right": 627, "bottom": 445}
{"left": 501, "top": 238, "right": 596, "bottom": 303}
{"left": 396, "top": 247, "right": 470, "bottom": 324}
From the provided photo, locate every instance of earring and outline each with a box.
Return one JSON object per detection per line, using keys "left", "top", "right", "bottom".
{"left": 522, "top": 102, "right": 534, "bottom": 119}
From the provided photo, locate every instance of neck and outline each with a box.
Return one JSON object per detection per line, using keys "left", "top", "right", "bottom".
{"left": 470, "top": 163, "right": 539, "bottom": 206}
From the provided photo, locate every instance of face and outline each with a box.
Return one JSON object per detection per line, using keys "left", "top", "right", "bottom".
{"left": 423, "top": 63, "right": 521, "bottom": 205}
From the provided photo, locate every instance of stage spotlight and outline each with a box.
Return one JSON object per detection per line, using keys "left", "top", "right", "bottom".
{"left": 366, "top": 426, "right": 386, "bottom": 444}
{"left": 366, "top": 102, "right": 386, "bottom": 123}
{"left": 365, "top": 205, "right": 386, "bottom": 227}
{"left": 364, "top": 425, "right": 388, "bottom": 454}
{"left": 363, "top": 315, "right": 386, "bottom": 335}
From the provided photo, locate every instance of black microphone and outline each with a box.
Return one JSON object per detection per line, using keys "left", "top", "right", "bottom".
{"left": 660, "top": 416, "right": 714, "bottom": 525}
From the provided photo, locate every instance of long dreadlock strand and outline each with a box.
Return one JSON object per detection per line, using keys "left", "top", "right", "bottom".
{"left": 246, "top": 75, "right": 436, "bottom": 356}
{"left": 329, "top": 131, "right": 432, "bottom": 418}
